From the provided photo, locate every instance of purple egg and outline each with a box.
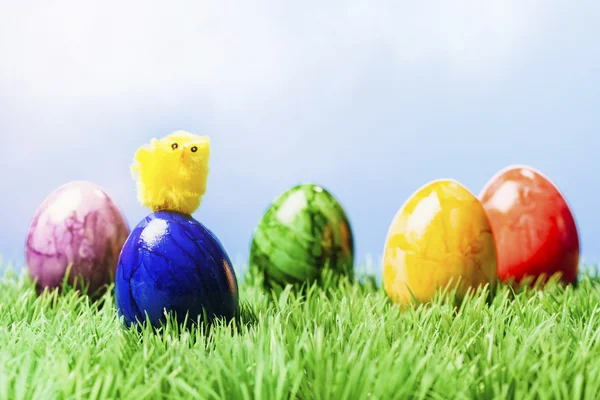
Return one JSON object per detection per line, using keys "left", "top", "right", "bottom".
{"left": 25, "top": 181, "right": 129, "bottom": 295}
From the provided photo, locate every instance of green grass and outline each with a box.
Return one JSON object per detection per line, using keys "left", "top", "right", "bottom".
{"left": 1, "top": 266, "right": 600, "bottom": 400}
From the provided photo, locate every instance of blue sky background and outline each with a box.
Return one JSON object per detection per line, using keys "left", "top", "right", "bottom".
{"left": 0, "top": 1, "right": 598, "bottom": 275}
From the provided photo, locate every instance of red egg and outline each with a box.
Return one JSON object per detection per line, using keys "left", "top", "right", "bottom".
{"left": 479, "top": 165, "right": 580, "bottom": 284}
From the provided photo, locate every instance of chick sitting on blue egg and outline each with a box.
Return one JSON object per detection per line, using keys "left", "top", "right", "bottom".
{"left": 115, "top": 131, "right": 239, "bottom": 329}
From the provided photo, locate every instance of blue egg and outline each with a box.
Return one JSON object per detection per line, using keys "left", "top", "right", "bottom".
{"left": 115, "top": 211, "right": 239, "bottom": 328}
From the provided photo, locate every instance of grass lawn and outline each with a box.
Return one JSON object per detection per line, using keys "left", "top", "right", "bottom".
{"left": 1, "top": 265, "right": 600, "bottom": 400}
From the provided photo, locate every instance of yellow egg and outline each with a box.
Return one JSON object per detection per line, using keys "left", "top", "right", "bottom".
{"left": 382, "top": 179, "right": 497, "bottom": 305}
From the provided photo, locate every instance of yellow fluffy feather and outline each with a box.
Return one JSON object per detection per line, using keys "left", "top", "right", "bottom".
{"left": 131, "top": 131, "right": 210, "bottom": 215}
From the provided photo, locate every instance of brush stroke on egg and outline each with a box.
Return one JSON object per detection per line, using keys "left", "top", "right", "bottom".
{"left": 115, "top": 211, "right": 239, "bottom": 328}
{"left": 25, "top": 181, "right": 129, "bottom": 296}
{"left": 249, "top": 184, "right": 354, "bottom": 288}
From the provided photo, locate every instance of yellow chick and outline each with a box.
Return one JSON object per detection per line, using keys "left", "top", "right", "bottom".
{"left": 131, "top": 131, "right": 210, "bottom": 215}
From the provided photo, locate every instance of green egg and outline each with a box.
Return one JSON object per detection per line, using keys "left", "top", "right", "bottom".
{"left": 249, "top": 184, "right": 355, "bottom": 288}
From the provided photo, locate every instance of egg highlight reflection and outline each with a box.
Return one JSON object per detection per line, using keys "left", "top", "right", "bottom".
{"left": 383, "top": 179, "right": 497, "bottom": 305}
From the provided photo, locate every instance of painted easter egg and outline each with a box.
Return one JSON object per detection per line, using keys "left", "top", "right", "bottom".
{"left": 249, "top": 184, "right": 354, "bottom": 288}
{"left": 25, "top": 181, "right": 129, "bottom": 295}
{"left": 479, "top": 165, "right": 580, "bottom": 284}
{"left": 115, "top": 211, "right": 238, "bottom": 328}
{"left": 383, "top": 179, "right": 497, "bottom": 305}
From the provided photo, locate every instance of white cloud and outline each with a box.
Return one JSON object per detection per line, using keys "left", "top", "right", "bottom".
{"left": 3, "top": 1, "right": 599, "bottom": 266}
{"left": 0, "top": 1, "right": 285, "bottom": 110}
{"left": 0, "top": 0, "right": 546, "bottom": 105}
{"left": 339, "top": 0, "right": 545, "bottom": 71}
{"left": 0, "top": 0, "right": 549, "bottom": 175}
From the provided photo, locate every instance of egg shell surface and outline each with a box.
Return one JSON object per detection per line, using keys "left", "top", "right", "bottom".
{"left": 383, "top": 179, "right": 497, "bottom": 305}
{"left": 25, "top": 181, "right": 129, "bottom": 295}
{"left": 479, "top": 165, "right": 580, "bottom": 284}
{"left": 115, "top": 211, "right": 239, "bottom": 328}
{"left": 249, "top": 184, "right": 354, "bottom": 288}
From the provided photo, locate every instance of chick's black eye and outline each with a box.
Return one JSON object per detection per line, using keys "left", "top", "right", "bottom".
{"left": 191, "top": 146, "right": 198, "bottom": 153}
{"left": 171, "top": 143, "right": 178, "bottom": 150}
